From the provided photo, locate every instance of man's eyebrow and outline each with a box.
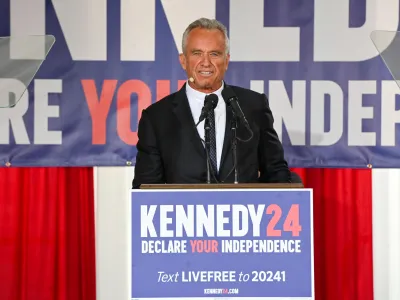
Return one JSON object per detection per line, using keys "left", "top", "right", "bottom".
{"left": 190, "top": 49, "right": 223, "bottom": 54}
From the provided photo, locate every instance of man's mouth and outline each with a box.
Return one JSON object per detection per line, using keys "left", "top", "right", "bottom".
{"left": 198, "top": 71, "right": 213, "bottom": 76}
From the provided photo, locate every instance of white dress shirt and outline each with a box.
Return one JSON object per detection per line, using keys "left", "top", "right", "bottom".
{"left": 186, "top": 81, "right": 226, "bottom": 170}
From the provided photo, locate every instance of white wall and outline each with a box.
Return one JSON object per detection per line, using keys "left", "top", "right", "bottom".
{"left": 94, "top": 167, "right": 400, "bottom": 300}
{"left": 95, "top": 166, "right": 134, "bottom": 300}
{"left": 372, "top": 169, "right": 400, "bottom": 300}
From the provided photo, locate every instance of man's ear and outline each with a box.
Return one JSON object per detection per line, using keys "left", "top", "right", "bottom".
{"left": 179, "top": 53, "right": 186, "bottom": 70}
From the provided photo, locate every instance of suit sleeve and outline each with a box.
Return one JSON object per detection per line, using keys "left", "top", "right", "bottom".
{"left": 132, "top": 109, "right": 165, "bottom": 188}
{"left": 257, "top": 94, "right": 292, "bottom": 183}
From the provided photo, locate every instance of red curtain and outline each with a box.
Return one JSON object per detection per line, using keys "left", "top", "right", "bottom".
{"left": 0, "top": 166, "right": 374, "bottom": 300}
{"left": 0, "top": 167, "right": 96, "bottom": 300}
{"left": 291, "top": 168, "right": 373, "bottom": 300}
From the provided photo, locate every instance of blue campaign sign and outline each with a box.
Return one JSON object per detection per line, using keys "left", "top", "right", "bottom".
{"left": 131, "top": 189, "right": 314, "bottom": 299}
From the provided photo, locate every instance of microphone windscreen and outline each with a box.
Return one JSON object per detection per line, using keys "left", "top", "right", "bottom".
{"left": 205, "top": 93, "right": 219, "bottom": 109}
{"left": 221, "top": 86, "right": 236, "bottom": 103}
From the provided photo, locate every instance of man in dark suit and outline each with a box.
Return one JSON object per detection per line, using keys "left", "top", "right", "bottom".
{"left": 132, "top": 18, "right": 291, "bottom": 188}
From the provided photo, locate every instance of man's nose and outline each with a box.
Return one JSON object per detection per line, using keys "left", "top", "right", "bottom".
{"left": 200, "top": 55, "right": 211, "bottom": 66}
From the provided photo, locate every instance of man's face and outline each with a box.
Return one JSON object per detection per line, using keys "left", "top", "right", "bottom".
{"left": 179, "top": 28, "right": 230, "bottom": 93}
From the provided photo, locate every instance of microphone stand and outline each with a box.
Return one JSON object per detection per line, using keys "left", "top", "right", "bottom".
{"left": 231, "top": 111, "right": 239, "bottom": 184}
{"left": 204, "top": 116, "right": 212, "bottom": 184}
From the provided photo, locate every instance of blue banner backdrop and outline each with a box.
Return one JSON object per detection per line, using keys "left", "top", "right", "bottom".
{"left": 0, "top": 0, "right": 399, "bottom": 167}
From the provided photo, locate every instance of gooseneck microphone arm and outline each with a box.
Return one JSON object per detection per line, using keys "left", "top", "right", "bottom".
{"left": 231, "top": 111, "right": 239, "bottom": 184}
{"left": 221, "top": 86, "right": 255, "bottom": 184}
{"left": 204, "top": 117, "right": 212, "bottom": 184}
{"left": 195, "top": 93, "right": 219, "bottom": 184}
{"left": 222, "top": 86, "right": 254, "bottom": 142}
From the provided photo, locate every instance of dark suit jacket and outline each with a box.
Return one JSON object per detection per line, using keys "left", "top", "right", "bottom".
{"left": 132, "top": 83, "right": 291, "bottom": 188}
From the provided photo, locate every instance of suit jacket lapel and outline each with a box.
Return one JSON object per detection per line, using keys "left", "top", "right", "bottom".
{"left": 172, "top": 83, "right": 206, "bottom": 159}
{"left": 172, "top": 82, "right": 235, "bottom": 176}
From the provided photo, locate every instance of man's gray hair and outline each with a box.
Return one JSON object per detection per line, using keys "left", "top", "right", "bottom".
{"left": 182, "top": 18, "right": 230, "bottom": 54}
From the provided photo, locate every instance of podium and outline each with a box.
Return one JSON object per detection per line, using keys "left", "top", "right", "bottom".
{"left": 139, "top": 182, "right": 304, "bottom": 189}
{"left": 131, "top": 183, "right": 314, "bottom": 299}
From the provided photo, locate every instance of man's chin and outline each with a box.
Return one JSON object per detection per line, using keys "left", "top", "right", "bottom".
{"left": 195, "top": 80, "right": 216, "bottom": 91}
{"left": 199, "top": 85, "right": 213, "bottom": 90}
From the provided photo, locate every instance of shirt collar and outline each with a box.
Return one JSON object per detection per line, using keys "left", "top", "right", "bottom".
{"left": 185, "top": 80, "right": 225, "bottom": 106}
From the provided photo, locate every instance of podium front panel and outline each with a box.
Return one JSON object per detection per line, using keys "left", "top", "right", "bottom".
{"left": 130, "top": 188, "right": 314, "bottom": 300}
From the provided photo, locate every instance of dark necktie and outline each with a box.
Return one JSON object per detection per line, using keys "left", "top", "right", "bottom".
{"left": 207, "top": 107, "right": 218, "bottom": 175}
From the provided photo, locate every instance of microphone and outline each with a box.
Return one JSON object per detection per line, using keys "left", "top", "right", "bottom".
{"left": 195, "top": 93, "right": 218, "bottom": 126}
{"left": 220, "top": 85, "right": 254, "bottom": 184}
{"left": 222, "top": 86, "right": 250, "bottom": 130}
